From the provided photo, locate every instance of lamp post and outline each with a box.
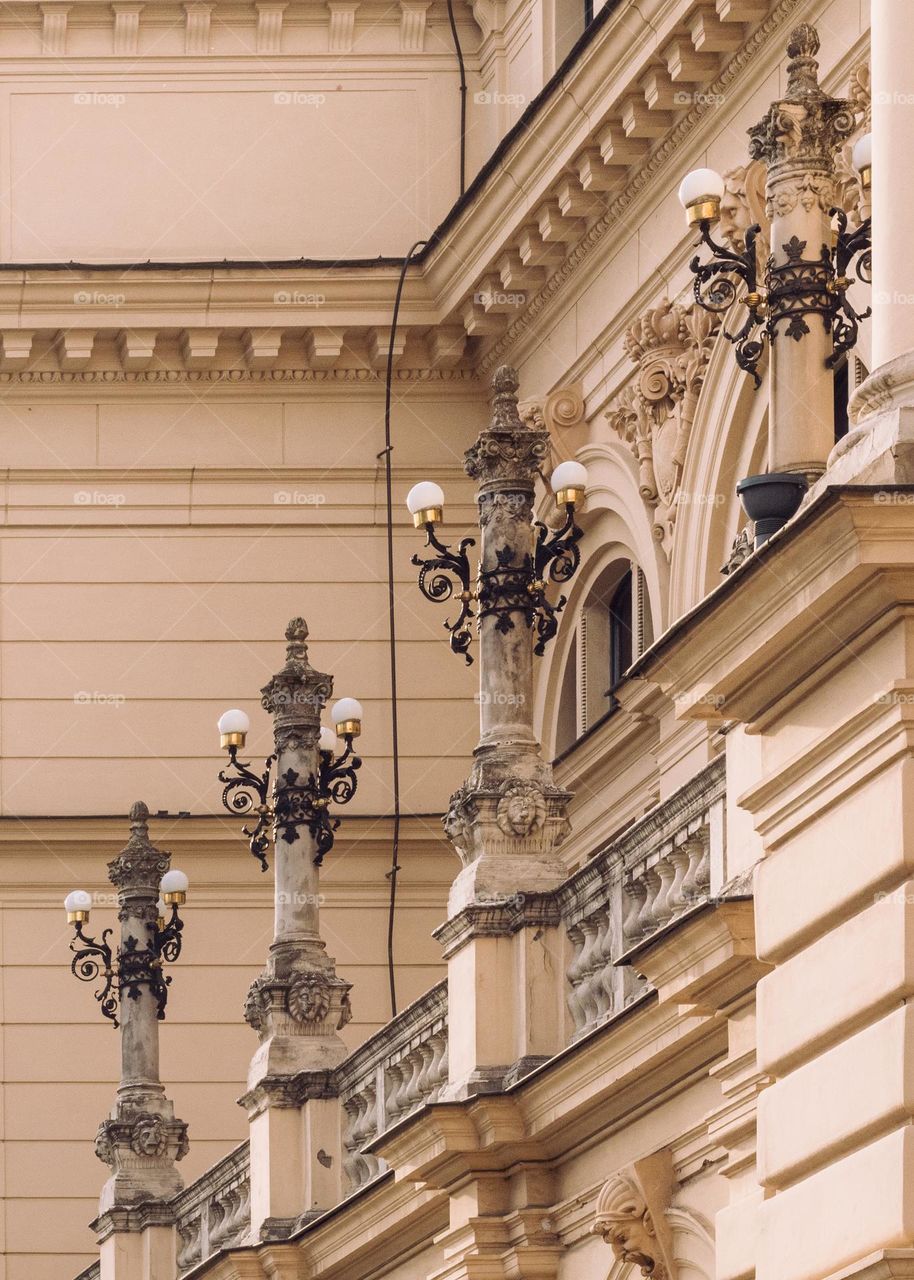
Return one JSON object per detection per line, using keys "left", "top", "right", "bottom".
{"left": 215, "top": 619, "right": 364, "bottom": 1235}
{"left": 409, "top": 363, "right": 585, "bottom": 915}
{"left": 216, "top": 618, "right": 361, "bottom": 1082}
{"left": 65, "top": 801, "right": 190, "bottom": 1218}
{"left": 679, "top": 24, "right": 872, "bottom": 534}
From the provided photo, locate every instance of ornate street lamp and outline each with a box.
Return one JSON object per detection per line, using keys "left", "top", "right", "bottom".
{"left": 66, "top": 804, "right": 189, "bottom": 1028}
{"left": 678, "top": 29, "right": 872, "bottom": 395}
{"left": 678, "top": 23, "right": 875, "bottom": 535}
{"left": 215, "top": 618, "right": 355, "bottom": 1084}
{"left": 216, "top": 619, "right": 363, "bottom": 869}
{"left": 407, "top": 371, "right": 587, "bottom": 664}
{"left": 65, "top": 802, "right": 190, "bottom": 1214}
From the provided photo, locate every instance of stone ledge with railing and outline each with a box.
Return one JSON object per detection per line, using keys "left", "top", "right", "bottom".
{"left": 69, "top": 761, "right": 729, "bottom": 1277}
{"left": 334, "top": 978, "right": 448, "bottom": 1193}
{"left": 174, "top": 1140, "right": 251, "bottom": 1275}
{"left": 559, "top": 756, "right": 725, "bottom": 1042}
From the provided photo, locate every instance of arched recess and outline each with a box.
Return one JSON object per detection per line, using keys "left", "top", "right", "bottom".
{"left": 669, "top": 332, "right": 769, "bottom": 621}
{"left": 532, "top": 436, "right": 667, "bottom": 758}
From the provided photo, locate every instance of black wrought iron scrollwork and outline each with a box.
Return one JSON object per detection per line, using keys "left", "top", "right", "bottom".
{"left": 154, "top": 902, "right": 184, "bottom": 966}
{"left": 690, "top": 220, "right": 768, "bottom": 387}
{"left": 69, "top": 913, "right": 184, "bottom": 1027}
{"left": 689, "top": 209, "right": 873, "bottom": 385}
{"left": 218, "top": 746, "right": 276, "bottom": 871}
{"left": 412, "top": 524, "right": 476, "bottom": 664}
{"left": 70, "top": 923, "right": 119, "bottom": 1026}
{"left": 271, "top": 737, "right": 362, "bottom": 868}
{"left": 533, "top": 502, "right": 583, "bottom": 586}
{"left": 828, "top": 207, "right": 872, "bottom": 364}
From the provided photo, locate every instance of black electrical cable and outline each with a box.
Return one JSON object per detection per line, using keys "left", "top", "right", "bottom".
{"left": 381, "top": 238, "right": 428, "bottom": 1019}
{"left": 445, "top": 0, "right": 468, "bottom": 196}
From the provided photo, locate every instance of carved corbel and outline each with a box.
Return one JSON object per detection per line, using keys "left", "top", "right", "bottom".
{"left": 592, "top": 1150, "right": 677, "bottom": 1280}
{"left": 606, "top": 300, "right": 718, "bottom": 556}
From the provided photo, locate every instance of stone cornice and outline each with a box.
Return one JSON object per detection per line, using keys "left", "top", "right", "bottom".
{"left": 0, "top": 0, "right": 805, "bottom": 384}
{"left": 92, "top": 1200, "right": 178, "bottom": 1241}
{"left": 633, "top": 487, "right": 914, "bottom": 728}
{"left": 432, "top": 893, "right": 562, "bottom": 957}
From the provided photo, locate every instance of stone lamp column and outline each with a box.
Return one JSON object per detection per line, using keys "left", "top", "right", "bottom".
{"left": 93, "top": 802, "right": 189, "bottom": 1280}
{"left": 437, "top": 367, "right": 574, "bottom": 1095}
{"left": 239, "top": 618, "right": 352, "bottom": 1237}
{"left": 829, "top": 0, "right": 914, "bottom": 484}
{"left": 747, "top": 23, "right": 856, "bottom": 480}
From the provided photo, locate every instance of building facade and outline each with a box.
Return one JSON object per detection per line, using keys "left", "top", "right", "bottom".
{"left": 0, "top": 0, "right": 906, "bottom": 1278}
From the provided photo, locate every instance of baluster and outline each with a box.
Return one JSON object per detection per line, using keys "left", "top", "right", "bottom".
{"left": 667, "top": 846, "right": 691, "bottom": 915}
{"left": 392, "top": 1056, "right": 412, "bottom": 1117}
{"left": 651, "top": 856, "right": 677, "bottom": 927}
{"left": 621, "top": 878, "right": 647, "bottom": 948}
{"left": 693, "top": 828, "right": 711, "bottom": 893}
{"left": 177, "top": 1215, "right": 202, "bottom": 1272}
{"left": 404, "top": 1047, "right": 424, "bottom": 1112}
{"left": 415, "top": 1039, "right": 435, "bottom": 1102}
{"left": 680, "top": 834, "right": 704, "bottom": 901}
{"left": 426, "top": 1030, "right": 447, "bottom": 1100}
{"left": 635, "top": 865, "right": 660, "bottom": 936}
{"left": 358, "top": 1082, "right": 380, "bottom": 1181}
{"left": 342, "top": 1096, "right": 363, "bottom": 1188}
{"left": 594, "top": 907, "right": 615, "bottom": 1018}
{"left": 438, "top": 1038, "right": 449, "bottom": 1094}
{"left": 577, "top": 917, "right": 600, "bottom": 1030}
{"left": 384, "top": 1060, "right": 404, "bottom": 1125}
{"left": 565, "top": 922, "right": 587, "bottom": 1035}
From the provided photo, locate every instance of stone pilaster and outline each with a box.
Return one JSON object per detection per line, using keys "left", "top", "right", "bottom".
{"left": 439, "top": 368, "right": 574, "bottom": 1095}
{"left": 748, "top": 24, "right": 855, "bottom": 480}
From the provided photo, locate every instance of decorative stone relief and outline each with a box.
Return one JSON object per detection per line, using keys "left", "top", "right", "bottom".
{"left": 593, "top": 1152, "right": 677, "bottom": 1280}
{"left": 721, "top": 527, "right": 753, "bottom": 576}
{"left": 495, "top": 779, "right": 547, "bottom": 838}
{"left": 718, "top": 161, "right": 769, "bottom": 257}
{"left": 606, "top": 300, "right": 718, "bottom": 556}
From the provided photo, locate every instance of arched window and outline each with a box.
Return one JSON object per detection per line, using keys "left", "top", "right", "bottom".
{"left": 554, "top": 558, "right": 653, "bottom": 757}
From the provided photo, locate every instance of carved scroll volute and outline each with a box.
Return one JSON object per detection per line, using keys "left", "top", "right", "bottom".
{"left": 592, "top": 1151, "right": 677, "bottom": 1280}
{"left": 606, "top": 300, "right": 719, "bottom": 556}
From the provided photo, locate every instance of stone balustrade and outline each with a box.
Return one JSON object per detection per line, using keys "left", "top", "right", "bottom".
{"left": 334, "top": 980, "right": 448, "bottom": 1193}
{"left": 559, "top": 758, "right": 724, "bottom": 1041}
{"left": 174, "top": 1141, "right": 251, "bottom": 1274}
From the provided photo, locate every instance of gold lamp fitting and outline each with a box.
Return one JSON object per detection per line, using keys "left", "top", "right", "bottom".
{"left": 220, "top": 730, "right": 246, "bottom": 750}
{"left": 555, "top": 487, "right": 585, "bottom": 508}
{"left": 163, "top": 890, "right": 186, "bottom": 906}
{"left": 685, "top": 196, "right": 721, "bottom": 227}
{"left": 859, "top": 164, "right": 872, "bottom": 192}
{"left": 412, "top": 506, "right": 443, "bottom": 528}
{"left": 67, "top": 909, "right": 90, "bottom": 924}
{"left": 336, "top": 718, "right": 361, "bottom": 738}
